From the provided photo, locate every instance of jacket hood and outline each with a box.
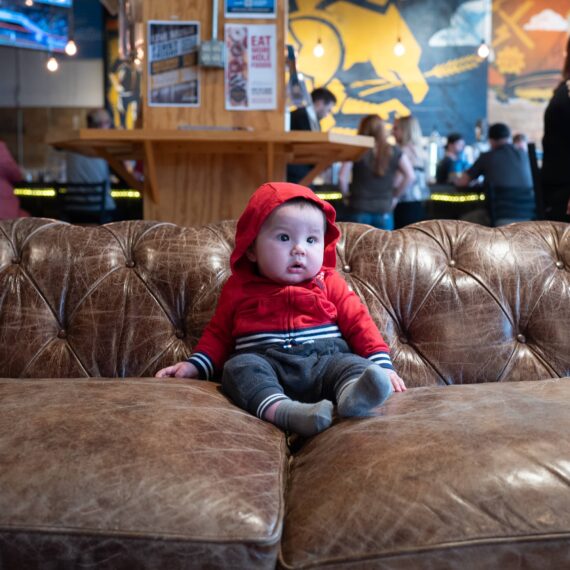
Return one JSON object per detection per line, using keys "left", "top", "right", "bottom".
{"left": 231, "top": 182, "right": 340, "bottom": 278}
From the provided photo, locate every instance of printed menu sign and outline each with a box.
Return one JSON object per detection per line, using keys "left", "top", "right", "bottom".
{"left": 225, "top": 24, "right": 276, "bottom": 110}
{"left": 148, "top": 21, "right": 200, "bottom": 107}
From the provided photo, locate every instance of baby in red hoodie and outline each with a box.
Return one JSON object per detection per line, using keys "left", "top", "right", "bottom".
{"left": 156, "top": 182, "right": 406, "bottom": 435}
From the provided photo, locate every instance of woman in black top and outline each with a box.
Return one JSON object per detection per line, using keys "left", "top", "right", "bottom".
{"left": 542, "top": 36, "right": 570, "bottom": 222}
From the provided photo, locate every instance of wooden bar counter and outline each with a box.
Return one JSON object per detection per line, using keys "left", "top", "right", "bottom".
{"left": 50, "top": 129, "right": 373, "bottom": 227}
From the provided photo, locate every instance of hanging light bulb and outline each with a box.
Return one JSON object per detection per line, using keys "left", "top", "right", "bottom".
{"left": 393, "top": 0, "right": 406, "bottom": 57}
{"left": 46, "top": 55, "right": 59, "bottom": 72}
{"left": 25, "top": 0, "right": 34, "bottom": 6}
{"left": 477, "top": 40, "right": 490, "bottom": 59}
{"left": 313, "top": 38, "right": 324, "bottom": 58}
{"left": 134, "top": 46, "right": 144, "bottom": 66}
{"left": 393, "top": 37, "right": 406, "bottom": 57}
{"left": 65, "top": 39, "right": 77, "bottom": 56}
{"left": 65, "top": 4, "right": 77, "bottom": 57}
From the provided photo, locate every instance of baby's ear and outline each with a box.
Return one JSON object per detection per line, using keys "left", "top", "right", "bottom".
{"left": 245, "top": 245, "right": 257, "bottom": 263}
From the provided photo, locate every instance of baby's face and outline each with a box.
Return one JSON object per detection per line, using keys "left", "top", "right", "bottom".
{"left": 247, "top": 202, "right": 326, "bottom": 284}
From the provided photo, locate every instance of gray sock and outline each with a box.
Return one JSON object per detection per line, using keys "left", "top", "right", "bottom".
{"left": 337, "top": 366, "right": 393, "bottom": 417}
{"left": 273, "top": 399, "right": 334, "bottom": 436}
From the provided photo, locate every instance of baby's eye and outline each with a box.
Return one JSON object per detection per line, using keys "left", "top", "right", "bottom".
{"left": 307, "top": 236, "right": 318, "bottom": 244}
{"left": 278, "top": 234, "right": 289, "bottom": 241}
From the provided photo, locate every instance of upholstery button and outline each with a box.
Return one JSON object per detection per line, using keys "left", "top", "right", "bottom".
{"left": 556, "top": 261, "right": 564, "bottom": 269}
{"left": 343, "top": 265, "right": 351, "bottom": 273}
{"left": 57, "top": 329, "right": 67, "bottom": 339}
{"left": 516, "top": 334, "right": 526, "bottom": 343}
{"left": 175, "top": 329, "right": 185, "bottom": 339}
{"left": 399, "top": 336, "right": 408, "bottom": 344}
{"left": 11, "top": 257, "right": 20, "bottom": 264}
{"left": 125, "top": 260, "right": 135, "bottom": 268}
{"left": 449, "top": 260, "right": 456, "bottom": 267}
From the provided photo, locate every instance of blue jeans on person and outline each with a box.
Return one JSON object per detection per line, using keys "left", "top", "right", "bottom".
{"left": 350, "top": 210, "right": 394, "bottom": 230}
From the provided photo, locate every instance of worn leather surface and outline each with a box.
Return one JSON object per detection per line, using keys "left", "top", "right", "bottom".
{"left": 0, "top": 378, "right": 287, "bottom": 569}
{"left": 1, "top": 218, "right": 569, "bottom": 569}
{"left": 280, "top": 379, "right": 570, "bottom": 569}
{"left": 0, "top": 218, "right": 236, "bottom": 378}
{"left": 0, "top": 218, "right": 568, "bottom": 383}
{"left": 335, "top": 220, "right": 570, "bottom": 384}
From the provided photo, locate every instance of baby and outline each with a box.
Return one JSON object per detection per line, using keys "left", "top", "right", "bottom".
{"left": 156, "top": 182, "right": 406, "bottom": 435}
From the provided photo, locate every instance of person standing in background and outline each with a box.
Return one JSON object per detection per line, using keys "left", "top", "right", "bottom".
{"left": 287, "top": 87, "right": 337, "bottom": 184}
{"left": 391, "top": 115, "right": 429, "bottom": 228}
{"left": 456, "top": 123, "right": 533, "bottom": 190}
{"left": 541, "top": 35, "right": 570, "bottom": 222}
{"left": 435, "top": 133, "right": 470, "bottom": 183}
{"left": 65, "top": 109, "right": 116, "bottom": 223}
{"left": 0, "top": 140, "right": 28, "bottom": 220}
{"left": 455, "top": 123, "right": 534, "bottom": 226}
{"left": 513, "top": 133, "right": 528, "bottom": 151}
{"left": 339, "top": 114, "right": 414, "bottom": 230}
{"left": 290, "top": 87, "right": 337, "bottom": 132}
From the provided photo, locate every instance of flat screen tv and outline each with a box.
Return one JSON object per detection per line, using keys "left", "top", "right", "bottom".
{"left": 0, "top": 0, "right": 72, "bottom": 53}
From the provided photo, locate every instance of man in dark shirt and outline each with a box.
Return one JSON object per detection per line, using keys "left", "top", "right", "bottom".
{"left": 286, "top": 87, "right": 337, "bottom": 184}
{"left": 289, "top": 87, "right": 336, "bottom": 132}
{"left": 456, "top": 123, "right": 534, "bottom": 225}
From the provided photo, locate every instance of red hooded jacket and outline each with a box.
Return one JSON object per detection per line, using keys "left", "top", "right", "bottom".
{"left": 187, "top": 182, "right": 393, "bottom": 379}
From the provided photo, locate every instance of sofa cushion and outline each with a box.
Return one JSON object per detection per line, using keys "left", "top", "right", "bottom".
{"left": 281, "top": 379, "right": 570, "bottom": 569}
{"left": 0, "top": 378, "right": 287, "bottom": 569}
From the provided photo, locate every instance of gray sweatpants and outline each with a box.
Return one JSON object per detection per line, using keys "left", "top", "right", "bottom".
{"left": 221, "top": 338, "right": 374, "bottom": 419}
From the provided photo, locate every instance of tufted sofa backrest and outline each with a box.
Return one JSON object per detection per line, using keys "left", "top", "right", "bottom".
{"left": 0, "top": 218, "right": 568, "bottom": 385}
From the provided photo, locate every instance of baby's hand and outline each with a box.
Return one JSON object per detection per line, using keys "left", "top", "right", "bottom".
{"left": 388, "top": 371, "right": 407, "bottom": 392}
{"left": 155, "top": 361, "right": 199, "bottom": 379}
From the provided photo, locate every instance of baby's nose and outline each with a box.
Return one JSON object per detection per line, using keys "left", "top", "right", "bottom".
{"left": 291, "top": 242, "right": 306, "bottom": 254}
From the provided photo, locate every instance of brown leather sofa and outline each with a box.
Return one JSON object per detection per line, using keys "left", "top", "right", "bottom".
{"left": 1, "top": 217, "right": 569, "bottom": 569}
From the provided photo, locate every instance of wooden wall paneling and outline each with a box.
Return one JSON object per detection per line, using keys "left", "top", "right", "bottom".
{"left": 0, "top": 108, "right": 91, "bottom": 172}
{"left": 142, "top": 0, "right": 286, "bottom": 132}
{"left": 139, "top": 0, "right": 288, "bottom": 226}
{"left": 142, "top": 144, "right": 287, "bottom": 226}
{"left": 142, "top": 140, "right": 159, "bottom": 203}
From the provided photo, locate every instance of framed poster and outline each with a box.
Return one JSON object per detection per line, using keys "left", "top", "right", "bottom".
{"left": 225, "top": 24, "right": 277, "bottom": 110}
{"left": 225, "top": 0, "right": 276, "bottom": 19}
{"left": 147, "top": 21, "right": 200, "bottom": 107}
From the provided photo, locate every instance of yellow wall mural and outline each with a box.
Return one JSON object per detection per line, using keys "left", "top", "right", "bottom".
{"left": 288, "top": 0, "right": 491, "bottom": 140}
{"left": 487, "top": 0, "right": 569, "bottom": 146}
{"left": 106, "top": 33, "right": 141, "bottom": 130}
{"left": 289, "top": 0, "right": 427, "bottom": 130}
{"left": 490, "top": 0, "right": 568, "bottom": 102}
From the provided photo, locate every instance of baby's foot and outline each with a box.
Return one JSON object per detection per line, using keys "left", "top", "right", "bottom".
{"left": 337, "top": 366, "right": 392, "bottom": 417}
{"left": 274, "top": 399, "right": 334, "bottom": 436}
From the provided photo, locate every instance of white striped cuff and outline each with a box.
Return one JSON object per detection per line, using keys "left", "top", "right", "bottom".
{"left": 368, "top": 352, "right": 394, "bottom": 371}
{"left": 256, "top": 393, "right": 288, "bottom": 419}
{"left": 187, "top": 352, "right": 215, "bottom": 380}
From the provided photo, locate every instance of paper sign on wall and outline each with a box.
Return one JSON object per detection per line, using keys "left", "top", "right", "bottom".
{"left": 225, "top": 24, "right": 276, "bottom": 111}
{"left": 147, "top": 21, "right": 200, "bottom": 107}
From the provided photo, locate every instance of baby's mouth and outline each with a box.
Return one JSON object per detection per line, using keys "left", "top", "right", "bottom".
{"left": 289, "top": 261, "right": 305, "bottom": 271}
